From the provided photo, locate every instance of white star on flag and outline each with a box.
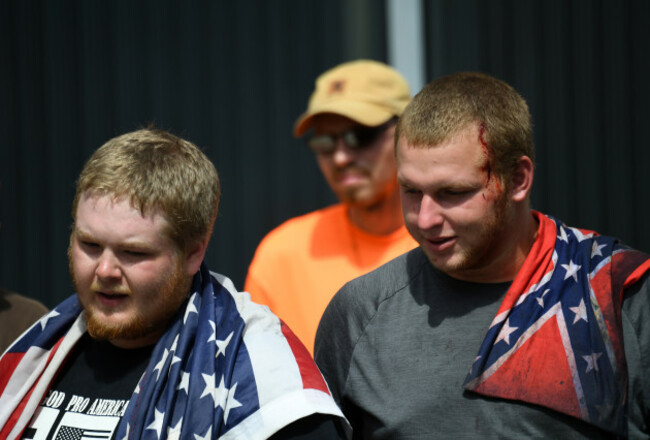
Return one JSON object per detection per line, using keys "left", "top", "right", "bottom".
{"left": 201, "top": 373, "right": 229, "bottom": 410}
{"left": 194, "top": 426, "right": 212, "bottom": 440}
{"left": 167, "top": 416, "right": 183, "bottom": 440}
{"left": 495, "top": 319, "right": 518, "bottom": 345}
{"left": 216, "top": 332, "right": 233, "bottom": 358}
{"left": 223, "top": 383, "right": 243, "bottom": 423}
{"left": 571, "top": 228, "right": 593, "bottom": 242}
{"left": 170, "top": 335, "right": 182, "bottom": 367}
{"left": 569, "top": 298, "right": 588, "bottom": 324}
{"left": 536, "top": 289, "right": 550, "bottom": 307}
{"left": 201, "top": 372, "right": 218, "bottom": 402}
{"left": 40, "top": 310, "right": 60, "bottom": 330}
{"left": 177, "top": 370, "right": 190, "bottom": 394}
{"left": 200, "top": 374, "right": 242, "bottom": 423}
{"left": 591, "top": 241, "right": 606, "bottom": 258}
{"left": 561, "top": 260, "right": 581, "bottom": 282}
{"left": 207, "top": 320, "right": 217, "bottom": 343}
{"left": 558, "top": 226, "right": 569, "bottom": 243}
{"left": 120, "top": 423, "right": 130, "bottom": 440}
{"left": 214, "top": 376, "right": 229, "bottom": 410}
{"left": 152, "top": 348, "right": 170, "bottom": 381}
{"left": 183, "top": 293, "right": 198, "bottom": 324}
{"left": 145, "top": 408, "right": 165, "bottom": 439}
{"left": 583, "top": 352, "right": 603, "bottom": 373}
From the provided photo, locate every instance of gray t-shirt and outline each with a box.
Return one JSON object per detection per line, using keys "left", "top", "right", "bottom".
{"left": 315, "top": 248, "right": 650, "bottom": 439}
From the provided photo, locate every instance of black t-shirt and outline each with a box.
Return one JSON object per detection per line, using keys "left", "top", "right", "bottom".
{"left": 22, "top": 333, "right": 347, "bottom": 440}
{"left": 22, "top": 333, "right": 153, "bottom": 440}
{"left": 270, "top": 413, "right": 349, "bottom": 439}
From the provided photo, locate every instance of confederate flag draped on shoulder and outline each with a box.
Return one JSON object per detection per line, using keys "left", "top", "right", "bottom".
{"left": 0, "top": 265, "right": 348, "bottom": 440}
{"left": 463, "top": 211, "right": 650, "bottom": 436}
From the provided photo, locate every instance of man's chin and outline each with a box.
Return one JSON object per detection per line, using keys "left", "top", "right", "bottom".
{"left": 85, "top": 313, "right": 146, "bottom": 341}
{"left": 339, "top": 190, "right": 382, "bottom": 208}
{"left": 424, "top": 251, "right": 465, "bottom": 275}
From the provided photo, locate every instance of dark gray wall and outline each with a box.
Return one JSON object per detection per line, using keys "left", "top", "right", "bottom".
{"left": 1, "top": 0, "right": 648, "bottom": 308}
{"left": 423, "top": 0, "right": 650, "bottom": 254}
{"left": 0, "top": 0, "right": 387, "bottom": 306}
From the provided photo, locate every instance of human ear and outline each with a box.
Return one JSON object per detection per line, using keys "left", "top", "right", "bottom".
{"left": 510, "top": 155, "right": 534, "bottom": 202}
{"left": 183, "top": 236, "right": 210, "bottom": 276}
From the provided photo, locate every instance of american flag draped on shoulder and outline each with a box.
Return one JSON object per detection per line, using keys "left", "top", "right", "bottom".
{"left": 463, "top": 211, "right": 650, "bottom": 436}
{"left": 0, "top": 264, "right": 348, "bottom": 439}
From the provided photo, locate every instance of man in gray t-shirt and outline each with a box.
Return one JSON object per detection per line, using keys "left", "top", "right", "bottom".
{"left": 315, "top": 72, "right": 650, "bottom": 439}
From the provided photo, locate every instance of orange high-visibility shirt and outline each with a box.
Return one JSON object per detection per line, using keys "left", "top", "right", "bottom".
{"left": 245, "top": 204, "right": 417, "bottom": 355}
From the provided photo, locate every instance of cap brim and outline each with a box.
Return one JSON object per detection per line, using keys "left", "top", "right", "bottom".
{"left": 293, "top": 101, "right": 396, "bottom": 137}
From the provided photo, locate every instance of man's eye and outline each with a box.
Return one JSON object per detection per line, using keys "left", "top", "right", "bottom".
{"left": 400, "top": 186, "right": 420, "bottom": 195}
{"left": 124, "top": 250, "right": 148, "bottom": 257}
{"left": 80, "top": 241, "right": 100, "bottom": 249}
{"left": 444, "top": 189, "right": 471, "bottom": 196}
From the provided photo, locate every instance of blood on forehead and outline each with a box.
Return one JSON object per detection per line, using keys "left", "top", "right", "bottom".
{"left": 478, "top": 124, "right": 503, "bottom": 198}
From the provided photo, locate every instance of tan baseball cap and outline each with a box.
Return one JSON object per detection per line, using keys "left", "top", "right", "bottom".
{"left": 293, "top": 60, "right": 411, "bottom": 137}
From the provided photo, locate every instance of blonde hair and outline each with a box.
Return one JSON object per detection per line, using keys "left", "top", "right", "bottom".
{"left": 72, "top": 129, "right": 220, "bottom": 252}
{"left": 396, "top": 72, "right": 534, "bottom": 184}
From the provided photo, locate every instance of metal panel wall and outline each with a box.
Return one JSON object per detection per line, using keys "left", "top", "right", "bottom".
{"left": 2, "top": 0, "right": 648, "bottom": 308}
{"left": 0, "top": 0, "right": 387, "bottom": 306}
{"left": 422, "top": 0, "right": 649, "bottom": 255}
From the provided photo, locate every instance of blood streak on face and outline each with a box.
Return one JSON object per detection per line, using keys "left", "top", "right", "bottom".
{"left": 478, "top": 125, "right": 503, "bottom": 201}
{"left": 397, "top": 122, "right": 518, "bottom": 283}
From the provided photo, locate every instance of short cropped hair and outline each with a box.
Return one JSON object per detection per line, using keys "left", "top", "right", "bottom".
{"left": 396, "top": 72, "right": 534, "bottom": 184}
{"left": 71, "top": 129, "right": 220, "bottom": 253}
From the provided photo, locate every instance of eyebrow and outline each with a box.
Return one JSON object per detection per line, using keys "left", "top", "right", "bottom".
{"left": 397, "top": 173, "right": 415, "bottom": 185}
{"left": 73, "top": 228, "right": 155, "bottom": 251}
{"left": 398, "top": 175, "right": 483, "bottom": 191}
{"left": 72, "top": 228, "right": 95, "bottom": 242}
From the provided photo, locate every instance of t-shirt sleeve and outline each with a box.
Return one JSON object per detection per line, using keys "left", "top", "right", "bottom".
{"left": 315, "top": 271, "right": 400, "bottom": 440}
{"left": 315, "top": 286, "right": 351, "bottom": 406}
{"left": 622, "top": 272, "right": 650, "bottom": 438}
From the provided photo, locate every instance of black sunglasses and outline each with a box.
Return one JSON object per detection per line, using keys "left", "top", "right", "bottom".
{"left": 307, "top": 118, "right": 397, "bottom": 155}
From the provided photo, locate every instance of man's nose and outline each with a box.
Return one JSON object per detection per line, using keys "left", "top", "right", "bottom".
{"left": 96, "top": 251, "right": 122, "bottom": 280}
{"left": 417, "top": 194, "right": 444, "bottom": 230}
{"left": 331, "top": 138, "right": 357, "bottom": 167}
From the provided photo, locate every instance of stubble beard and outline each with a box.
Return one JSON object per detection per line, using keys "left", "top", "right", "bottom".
{"left": 70, "top": 256, "right": 191, "bottom": 343}
{"left": 339, "top": 176, "right": 398, "bottom": 214}
{"left": 335, "top": 179, "right": 369, "bottom": 206}
{"left": 432, "top": 189, "right": 513, "bottom": 276}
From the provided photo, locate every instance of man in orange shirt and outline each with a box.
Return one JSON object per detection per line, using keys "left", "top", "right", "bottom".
{"left": 245, "top": 60, "right": 417, "bottom": 354}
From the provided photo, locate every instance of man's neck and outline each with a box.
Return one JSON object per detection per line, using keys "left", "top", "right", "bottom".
{"left": 485, "top": 208, "right": 539, "bottom": 283}
{"left": 346, "top": 190, "right": 404, "bottom": 235}
{"left": 444, "top": 207, "right": 539, "bottom": 284}
{"left": 509, "top": 209, "right": 539, "bottom": 275}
